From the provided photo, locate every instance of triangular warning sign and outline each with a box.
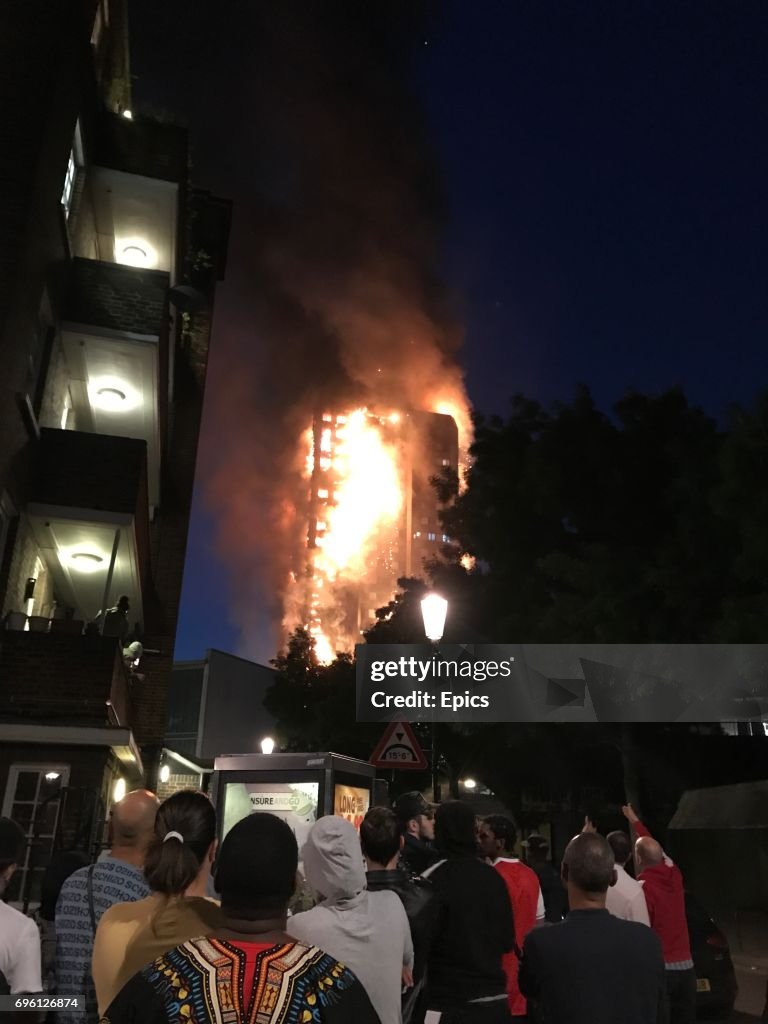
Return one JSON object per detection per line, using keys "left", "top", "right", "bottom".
{"left": 370, "top": 719, "right": 427, "bottom": 770}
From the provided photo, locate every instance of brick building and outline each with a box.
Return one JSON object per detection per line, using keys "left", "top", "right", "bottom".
{"left": 0, "top": 1, "right": 230, "bottom": 905}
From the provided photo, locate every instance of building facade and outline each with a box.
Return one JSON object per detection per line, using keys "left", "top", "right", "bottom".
{"left": 0, "top": 0, "right": 230, "bottom": 905}
{"left": 302, "top": 407, "right": 458, "bottom": 655}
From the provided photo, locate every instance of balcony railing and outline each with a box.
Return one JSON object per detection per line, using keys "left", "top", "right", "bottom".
{"left": 0, "top": 632, "right": 133, "bottom": 728}
{"left": 65, "top": 257, "right": 168, "bottom": 337}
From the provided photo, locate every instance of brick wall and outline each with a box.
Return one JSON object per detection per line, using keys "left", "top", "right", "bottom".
{"left": 0, "top": 632, "right": 126, "bottom": 726}
{"left": 38, "top": 335, "right": 73, "bottom": 432}
{"left": 1, "top": 517, "right": 53, "bottom": 620}
{"left": 156, "top": 769, "right": 202, "bottom": 803}
{"left": 32, "top": 427, "right": 147, "bottom": 515}
{"left": 65, "top": 258, "right": 168, "bottom": 336}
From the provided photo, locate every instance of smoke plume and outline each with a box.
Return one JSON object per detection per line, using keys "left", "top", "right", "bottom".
{"left": 200, "top": 2, "right": 470, "bottom": 661}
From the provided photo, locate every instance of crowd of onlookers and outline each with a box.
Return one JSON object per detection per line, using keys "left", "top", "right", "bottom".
{"left": 0, "top": 786, "right": 703, "bottom": 1023}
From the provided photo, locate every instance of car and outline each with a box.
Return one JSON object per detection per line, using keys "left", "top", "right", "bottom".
{"left": 685, "top": 892, "right": 738, "bottom": 1020}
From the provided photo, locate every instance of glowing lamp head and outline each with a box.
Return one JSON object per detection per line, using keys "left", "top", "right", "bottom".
{"left": 159, "top": 764, "right": 170, "bottom": 784}
{"left": 462, "top": 778, "right": 477, "bottom": 790}
{"left": 113, "top": 777, "right": 127, "bottom": 803}
{"left": 45, "top": 771, "right": 61, "bottom": 782}
{"left": 122, "top": 109, "right": 133, "bottom": 120}
{"left": 89, "top": 376, "right": 140, "bottom": 413}
{"left": 116, "top": 237, "right": 157, "bottom": 268}
{"left": 260, "top": 737, "right": 276, "bottom": 755}
{"left": 95, "top": 386, "right": 127, "bottom": 410}
{"left": 421, "top": 593, "right": 448, "bottom": 643}
{"left": 66, "top": 551, "right": 105, "bottom": 574}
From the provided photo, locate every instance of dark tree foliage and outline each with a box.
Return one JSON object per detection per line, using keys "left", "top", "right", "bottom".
{"left": 265, "top": 389, "right": 768, "bottom": 814}
{"left": 266, "top": 627, "right": 381, "bottom": 760}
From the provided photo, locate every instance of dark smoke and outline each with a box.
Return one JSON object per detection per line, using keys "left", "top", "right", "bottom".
{"left": 197, "top": 2, "right": 468, "bottom": 660}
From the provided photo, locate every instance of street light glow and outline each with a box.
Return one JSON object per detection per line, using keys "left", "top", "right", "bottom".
{"left": 421, "top": 593, "right": 448, "bottom": 643}
{"left": 261, "top": 737, "right": 276, "bottom": 755}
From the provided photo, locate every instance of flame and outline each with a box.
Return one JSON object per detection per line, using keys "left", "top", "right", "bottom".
{"left": 291, "top": 399, "right": 471, "bottom": 664}
{"left": 316, "top": 409, "right": 401, "bottom": 578}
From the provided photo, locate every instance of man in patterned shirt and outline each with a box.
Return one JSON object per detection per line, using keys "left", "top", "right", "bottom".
{"left": 102, "top": 812, "right": 380, "bottom": 1024}
{"left": 55, "top": 790, "right": 158, "bottom": 1024}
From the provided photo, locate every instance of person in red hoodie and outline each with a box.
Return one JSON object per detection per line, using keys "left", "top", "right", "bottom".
{"left": 478, "top": 815, "right": 544, "bottom": 1020}
{"left": 623, "top": 804, "right": 696, "bottom": 1024}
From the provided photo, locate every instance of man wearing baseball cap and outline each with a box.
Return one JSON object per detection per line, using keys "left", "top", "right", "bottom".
{"left": 394, "top": 792, "right": 440, "bottom": 876}
{"left": 522, "top": 833, "right": 568, "bottom": 923}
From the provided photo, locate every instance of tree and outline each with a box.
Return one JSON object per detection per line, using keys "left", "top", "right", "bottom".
{"left": 266, "top": 627, "right": 380, "bottom": 759}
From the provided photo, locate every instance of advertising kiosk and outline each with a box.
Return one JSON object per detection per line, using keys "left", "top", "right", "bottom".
{"left": 211, "top": 752, "right": 377, "bottom": 847}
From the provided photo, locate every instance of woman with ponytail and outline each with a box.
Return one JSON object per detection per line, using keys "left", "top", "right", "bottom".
{"left": 92, "top": 790, "right": 223, "bottom": 1014}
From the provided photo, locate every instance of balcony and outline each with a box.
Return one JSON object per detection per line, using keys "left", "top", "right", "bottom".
{"left": 93, "top": 112, "right": 187, "bottom": 185}
{"left": 26, "top": 429, "right": 149, "bottom": 626}
{"left": 59, "top": 263, "right": 162, "bottom": 507}
{"left": 0, "top": 632, "right": 132, "bottom": 728}
{"left": 65, "top": 257, "right": 168, "bottom": 337}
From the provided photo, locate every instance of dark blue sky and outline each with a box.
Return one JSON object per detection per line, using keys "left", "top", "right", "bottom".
{"left": 131, "top": 1, "right": 768, "bottom": 662}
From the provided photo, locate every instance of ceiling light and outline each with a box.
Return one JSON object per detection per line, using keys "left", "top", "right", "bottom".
{"left": 64, "top": 550, "right": 105, "bottom": 574}
{"left": 120, "top": 244, "right": 146, "bottom": 265}
{"left": 45, "top": 771, "right": 61, "bottom": 782}
{"left": 115, "top": 237, "right": 157, "bottom": 269}
{"left": 89, "top": 377, "right": 140, "bottom": 413}
{"left": 113, "top": 778, "right": 126, "bottom": 802}
{"left": 462, "top": 778, "right": 477, "bottom": 790}
{"left": 159, "top": 764, "right": 170, "bottom": 784}
{"left": 95, "top": 386, "right": 127, "bottom": 410}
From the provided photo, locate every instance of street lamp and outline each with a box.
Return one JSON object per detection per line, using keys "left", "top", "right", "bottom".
{"left": 261, "top": 737, "right": 276, "bottom": 755}
{"left": 421, "top": 593, "right": 448, "bottom": 643}
{"left": 421, "top": 593, "right": 448, "bottom": 804}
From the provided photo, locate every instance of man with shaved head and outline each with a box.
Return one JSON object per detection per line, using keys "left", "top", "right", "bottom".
{"left": 55, "top": 789, "right": 158, "bottom": 1024}
{"left": 625, "top": 803, "right": 696, "bottom": 1024}
{"left": 519, "top": 833, "right": 667, "bottom": 1023}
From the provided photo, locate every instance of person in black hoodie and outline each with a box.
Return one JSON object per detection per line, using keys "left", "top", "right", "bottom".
{"left": 422, "top": 801, "right": 514, "bottom": 1024}
{"left": 362, "top": 807, "right": 439, "bottom": 1024}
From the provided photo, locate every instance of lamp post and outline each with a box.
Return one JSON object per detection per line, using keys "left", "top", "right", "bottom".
{"left": 421, "top": 593, "right": 448, "bottom": 804}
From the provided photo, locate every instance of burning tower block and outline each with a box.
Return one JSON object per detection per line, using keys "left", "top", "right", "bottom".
{"left": 301, "top": 407, "right": 458, "bottom": 660}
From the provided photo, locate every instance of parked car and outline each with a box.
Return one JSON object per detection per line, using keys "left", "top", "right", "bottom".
{"left": 685, "top": 892, "right": 737, "bottom": 1019}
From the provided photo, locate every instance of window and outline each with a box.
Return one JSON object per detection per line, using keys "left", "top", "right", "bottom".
{"left": 441, "top": 459, "right": 450, "bottom": 467}
{"left": 1, "top": 764, "right": 69, "bottom": 906}
{"left": 427, "top": 532, "right": 436, "bottom": 541}
{"left": 61, "top": 122, "right": 83, "bottom": 220}
{"left": 442, "top": 534, "right": 450, "bottom": 543}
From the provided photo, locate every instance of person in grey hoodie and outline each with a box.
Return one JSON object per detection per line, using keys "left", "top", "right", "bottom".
{"left": 289, "top": 816, "right": 414, "bottom": 1024}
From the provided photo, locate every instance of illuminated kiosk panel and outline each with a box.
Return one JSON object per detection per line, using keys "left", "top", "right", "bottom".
{"left": 212, "top": 752, "right": 376, "bottom": 842}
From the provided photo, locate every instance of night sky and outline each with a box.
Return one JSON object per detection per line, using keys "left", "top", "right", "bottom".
{"left": 129, "top": 1, "right": 768, "bottom": 663}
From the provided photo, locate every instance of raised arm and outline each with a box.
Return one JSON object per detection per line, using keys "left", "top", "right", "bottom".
{"left": 622, "top": 805, "right": 673, "bottom": 867}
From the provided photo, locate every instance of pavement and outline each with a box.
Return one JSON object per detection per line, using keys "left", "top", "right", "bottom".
{"left": 719, "top": 910, "right": 768, "bottom": 1021}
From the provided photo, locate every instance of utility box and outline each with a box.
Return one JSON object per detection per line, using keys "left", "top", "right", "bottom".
{"left": 211, "top": 752, "right": 377, "bottom": 849}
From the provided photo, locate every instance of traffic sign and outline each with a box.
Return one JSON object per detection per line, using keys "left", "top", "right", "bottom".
{"left": 370, "top": 719, "right": 428, "bottom": 770}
